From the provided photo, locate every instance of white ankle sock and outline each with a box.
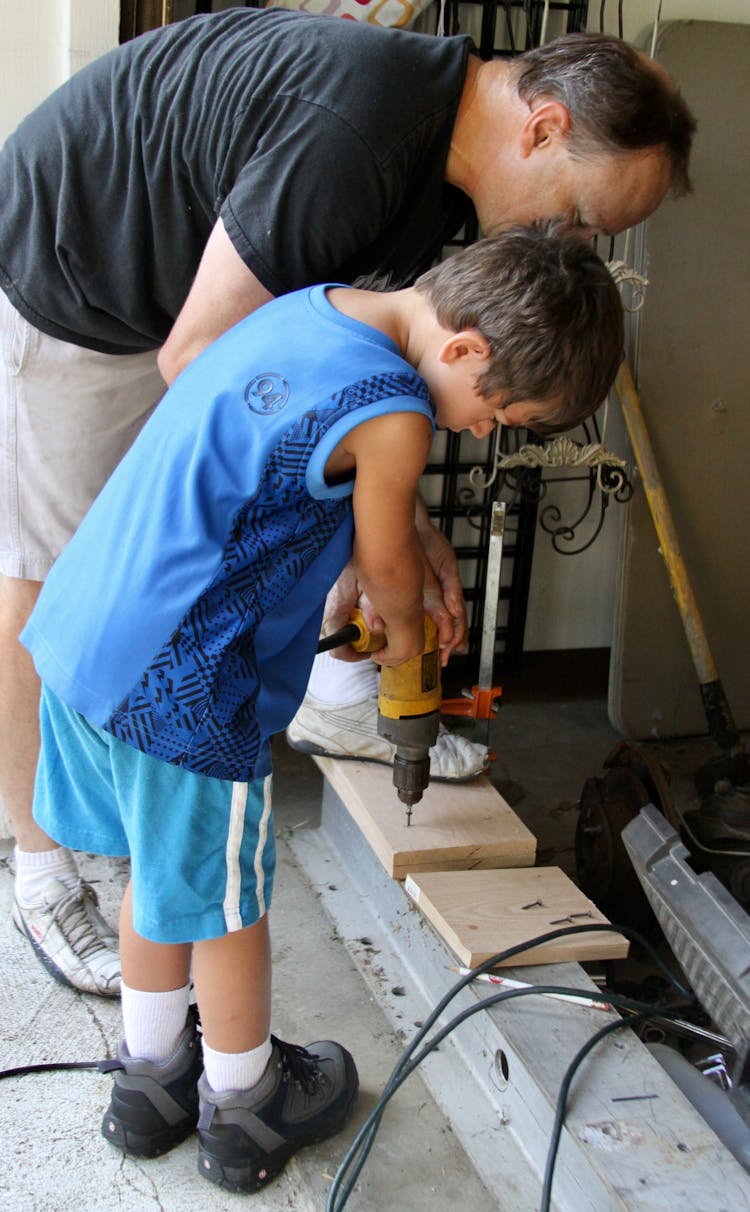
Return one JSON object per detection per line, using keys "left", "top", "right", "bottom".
{"left": 202, "top": 1037, "right": 273, "bottom": 1094}
{"left": 121, "top": 981, "right": 192, "bottom": 1063}
{"left": 307, "top": 651, "right": 378, "bottom": 705}
{"left": 14, "top": 844, "right": 79, "bottom": 904}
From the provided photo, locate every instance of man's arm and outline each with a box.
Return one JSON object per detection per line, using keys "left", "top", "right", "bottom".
{"left": 348, "top": 412, "right": 433, "bottom": 668}
{"left": 157, "top": 218, "right": 274, "bottom": 385}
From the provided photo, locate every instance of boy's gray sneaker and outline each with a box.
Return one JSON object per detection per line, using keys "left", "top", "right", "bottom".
{"left": 286, "top": 693, "right": 490, "bottom": 780}
{"left": 100, "top": 1011, "right": 203, "bottom": 1157}
{"left": 197, "top": 1036, "right": 358, "bottom": 1193}
{"left": 12, "top": 876, "right": 121, "bottom": 997}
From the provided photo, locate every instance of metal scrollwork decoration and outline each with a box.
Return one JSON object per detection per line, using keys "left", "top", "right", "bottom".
{"left": 455, "top": 483, "right": 489, "bottom": 535}
{"left": 533, "top": 439, "right": 633, "bottom": 555}
{"left": 469, "top": 430, "right": 633, "bottom": 555}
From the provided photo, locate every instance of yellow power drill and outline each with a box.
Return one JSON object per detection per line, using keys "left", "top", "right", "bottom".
{"left": 316, "top": 608, "right": 441, "bottom": 824}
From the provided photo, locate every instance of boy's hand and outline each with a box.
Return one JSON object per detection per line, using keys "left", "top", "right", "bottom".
{"left": 320, "top": 503, "right": 468, "bottom": 667}
{"left": 320, "top": 411, "right": 433, "bottom": 664}
{"left": 370, "top": 618, "right": 426, "bottom": 668}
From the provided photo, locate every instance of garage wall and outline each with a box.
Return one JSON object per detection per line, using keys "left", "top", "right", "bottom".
{"left": 608, "top": 19, "right": 750, "bottom": 738}
{"left": 523, "top": 0, "right": 750, "bottom": 651}
{"left": 0, "top": 1, "right": 118, "bottom": 145}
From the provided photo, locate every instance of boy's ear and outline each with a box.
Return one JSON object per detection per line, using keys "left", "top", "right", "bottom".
{"left": 519, "top": 98, "right": 571, "bottom": 158}
{"left": 438, "top": 329, "right": 491, "bottom": 364}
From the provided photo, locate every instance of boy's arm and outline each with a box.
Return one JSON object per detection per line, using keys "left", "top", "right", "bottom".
{"left": 347, "top": 412, "right": 434, "bottom": 667}
{"left": 320, "top": 497, "right": 467, "bottom": 667}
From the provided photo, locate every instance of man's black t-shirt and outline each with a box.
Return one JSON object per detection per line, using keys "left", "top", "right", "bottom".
{"left": 0, "top": 9, "right": 473, "bottom": 353}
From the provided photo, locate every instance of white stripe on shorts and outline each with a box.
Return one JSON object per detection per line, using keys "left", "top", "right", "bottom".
{"left": 223, "top": 776, "right": 272, "bottom": 932}
{"left": 254, "top": 776, "right": 273, "bottom": 919}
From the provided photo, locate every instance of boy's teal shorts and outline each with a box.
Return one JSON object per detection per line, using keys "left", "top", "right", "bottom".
{"left": 34, "top": 685, "right": 275, "bottom": 944}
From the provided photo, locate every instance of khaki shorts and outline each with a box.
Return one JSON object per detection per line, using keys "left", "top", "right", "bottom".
{"left": 0, "top": 291, "right": 165, "bottom": 579}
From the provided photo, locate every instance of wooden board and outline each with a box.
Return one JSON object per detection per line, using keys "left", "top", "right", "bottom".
{"left": 404, "top": 867, "right": 628, "bottom": 967}
{"left": 313, "top": 756, "right": 536, "bottom": 880}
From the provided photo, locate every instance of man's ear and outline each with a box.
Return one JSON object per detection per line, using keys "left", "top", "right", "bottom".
{"left": 438, "top": 329, "right": 491, "bottom": 364}
{"left": 519, "top": 98, "right": 571, "bottom": 158}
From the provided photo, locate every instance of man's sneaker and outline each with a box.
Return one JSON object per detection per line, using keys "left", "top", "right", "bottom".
{"left": 100, "top": 1011, "right": 202, "bottom": 1157}
{"left": 12, "top": 876, "right": 121, "bottom": 997}
{"left": 286, "top": 693, "right": 490, "bottom": 781}
{"left": 197, "top": 1036, "right": 358, "bottom": 1193}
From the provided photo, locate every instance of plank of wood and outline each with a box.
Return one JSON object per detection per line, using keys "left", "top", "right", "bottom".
{"left": 312, "top": 756, "right": 536, "bottom": 880}
{"left": 404, "top": 867, "right": 628, "bottom": 966}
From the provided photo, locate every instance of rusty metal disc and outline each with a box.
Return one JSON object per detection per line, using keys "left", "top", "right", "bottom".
{"left": 575, "top": 764, "right": 654, "bottom": 930}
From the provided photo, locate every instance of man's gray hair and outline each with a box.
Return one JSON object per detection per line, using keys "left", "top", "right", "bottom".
{"left": 510, "top": 33, "right": 696, "bottom": 197}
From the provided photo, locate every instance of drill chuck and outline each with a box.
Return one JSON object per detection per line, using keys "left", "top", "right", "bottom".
{"left": 392, "top": 750, "right": 432, "bottom": 806}
{"left": 378, "top": 714, "right": 439, "bottom": 807}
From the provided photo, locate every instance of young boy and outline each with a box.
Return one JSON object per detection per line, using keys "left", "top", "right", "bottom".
{"left": 20, "top": 226, "right": 623, "bottom": 1193}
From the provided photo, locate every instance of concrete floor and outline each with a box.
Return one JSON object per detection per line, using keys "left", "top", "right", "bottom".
{"left": 0, "top": 694, "right": 744, "bottom": 1210}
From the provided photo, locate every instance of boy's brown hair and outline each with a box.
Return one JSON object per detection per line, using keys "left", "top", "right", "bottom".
{"left": 414, "top": 225, "right": 625, "bottom": 434}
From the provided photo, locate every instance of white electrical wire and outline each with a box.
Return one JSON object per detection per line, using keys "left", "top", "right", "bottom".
{"left": 540, "top": 0, "right": 551, "bottom": 44}
{"left": 649, "top": 0, "right": 664, "bottom": 58}
{"left": 436, "top": 0, "right": 447, "bottom": 39}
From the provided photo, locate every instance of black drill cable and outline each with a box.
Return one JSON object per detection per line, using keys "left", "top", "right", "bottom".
{"left": 328, "top": 985, "right": 683, "bottom": 1212}
{"left": 328, "top": 984, "right": 694, "bottom": 1211}
{"left": 316, "top": 623, "right": 362, "bottom": 654}
{"left": 539, "top": 1002, "right": 687, "bottom": 1212}
{"left": 331, "top": 918, "right": 690, "bottom": 1198}
{"left": 0, "top": 1060, "right": 102, "bottom": 1079}
{"left": 0, "top": 1004, "right": 202, "bottom": 1081}
{"left": 326, "top": 922, "right": 693, "bottom": 1211}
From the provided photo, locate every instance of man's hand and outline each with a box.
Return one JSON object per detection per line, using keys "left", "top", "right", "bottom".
{"left": 321, "top": 525, "right": 467, "bottom": 668}
{"left": 416, "top": 509, "right": 468, "bottom": 664}
{"left": 316, "top": 564, "right": 371, "bottom": 663}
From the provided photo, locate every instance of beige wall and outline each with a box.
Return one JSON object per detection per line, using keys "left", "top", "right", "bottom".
{"left": 610, "top": 0, "right": 749, "bottom": 44}
{"left": 524, "top": 0, "right": 750, "bottom": 651}
{"left": 0, "top": 1, "right": 118, "bottom": 145}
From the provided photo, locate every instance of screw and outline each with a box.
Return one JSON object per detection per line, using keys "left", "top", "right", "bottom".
{"left": 521, "top": 898, "right": 544, "bottom": 910}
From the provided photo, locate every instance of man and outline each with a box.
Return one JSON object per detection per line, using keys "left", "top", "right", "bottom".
{"left": 0, "top": 8, "right": 695, "bottom": 996}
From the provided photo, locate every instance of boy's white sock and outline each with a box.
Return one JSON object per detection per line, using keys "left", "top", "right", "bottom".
{"left": 306, "top": 651, "right": 378, "bottom": 705}
{"left": 121, "top": 981, "right": 192, "bottom": 1063}
{"left": 202, "top": 1037, "right": 273, "bottom": 1094}
{"left": 14, "top": 844, "right": 79, "bottom": 903}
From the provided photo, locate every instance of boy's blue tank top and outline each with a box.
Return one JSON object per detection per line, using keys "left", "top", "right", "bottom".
{"left": 22, "top": 286, "right": 434, "bottom": 780}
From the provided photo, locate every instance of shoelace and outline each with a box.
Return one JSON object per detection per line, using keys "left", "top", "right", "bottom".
{"left": 272, "top": 1037, "right": 324, "bottom": 1095}
{"left": 43, "top": 879, "right": 113, "bottom": 962}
